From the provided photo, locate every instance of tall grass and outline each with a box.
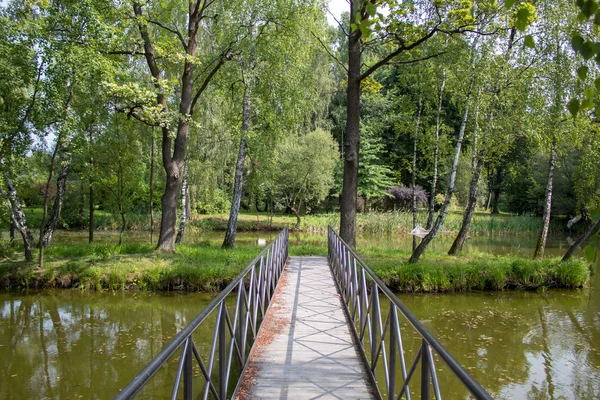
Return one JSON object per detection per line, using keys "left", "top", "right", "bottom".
{"left": 21, "top": 208, "right": 556, "bottom": 237}
{"left": 195, "top": 211, "right": 553, "bottom": 237}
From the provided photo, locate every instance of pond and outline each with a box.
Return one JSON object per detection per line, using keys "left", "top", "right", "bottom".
{"left": 0, "top": 230, "right": 597, "bottom": 399}
{"left": 0, "top": 290, "right": 218, "bottom": 399}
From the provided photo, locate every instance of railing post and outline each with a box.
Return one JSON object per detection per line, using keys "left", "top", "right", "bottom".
{"left": 237, "top": 280, "right": 246, "bottom": 365}
{"left": 219, "top": 303, "right": 227, "bottom": 400}
{"left": 389, "top": 306, "right": 398, "bottom": 400}
{"left": 183, "top": 339, "right": 193, "bottom": 400}
{"left": 370, "top": 281, "right": 378, "bottom": 372}
{"left": 421, "top": 340, "right": 430, "bottom": 400}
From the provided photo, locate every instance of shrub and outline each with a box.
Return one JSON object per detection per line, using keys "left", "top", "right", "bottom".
{"left": 387, "top": 186, "right": 428, "bottom": 210}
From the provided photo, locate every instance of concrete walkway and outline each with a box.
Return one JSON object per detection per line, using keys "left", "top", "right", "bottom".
{"left": 237, "top": 256, "right": 375, "bottom": 400}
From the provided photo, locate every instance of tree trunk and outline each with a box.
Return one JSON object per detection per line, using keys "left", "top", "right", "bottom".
{"left": 88, "top": 128, "right": 94, "bottom": 244}
{"left": 291, "top": 206, "right": 301, "bottom": 230}
{"left": 491, "top": 166, "right": 502, "bottom": 214}
{"left": 409, "top": 74, "right": 474, "bottom": 264}
{"left": 149, "top": 128, "right": 155, "bottom": 244}
{"left": 562, "top": 218, "right": 600, "bottom": 262}
{"left": 449, "top": 159, "right": 483, "bottom": 255}
{"left": 185, "top": 184, "right": 192, "bottom": 220}
{"left": 223, "top": 88, "right": 251, "bottom": 249}
{"left": 9, "top": 220, "right": 15, "bottom": 242}
{"left": 448, "top": 93, "right": 485, "bottom": 256}
{"left": 118, "top": 163, "right": 125, "bottom": 246}
{"left": 176, "top": 162, "right": 189, "bottom": 244}
{"left": 119, "top": 207, "right": 126, "bottom": 246}
{"left": 534, "top": 141, "right": 557, "bottom": 259}
{"left": 39, "top": 138, "right": 60, "bottom": 249}
{"left": 2, "top": 165, "right": 35, "bottom": 261}
{"left": 485, "top": 165, "right": 492, "bottom": 211}
{"left": 427, "top": 48, "right": 447, "bottom": 230}
{"left": 156, "top": 168, "right": 182, "bottom": 252}
{"left": 134, "top": 2, "right": 218, "bottom": 253}
{"left": 4, "top": 183, "right": 35, "bottom": 261}
{"left": 339, "top": 3, "right": 361, "bottom": 248}
{"left": 38, "top": 137, "right": 61, "bottom": 268}
{"left": 40, "top": 147, "right": 70, "bottom": 248}
{"left": 89, "top": 176, "right": 94, "bottom": 244}
{"left": 412, "top": 71, "right": 423, "bottom": 252}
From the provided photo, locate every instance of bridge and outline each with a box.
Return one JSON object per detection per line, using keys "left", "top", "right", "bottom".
{"left": 114, "top": 228, "right": 492, "bottom": 400}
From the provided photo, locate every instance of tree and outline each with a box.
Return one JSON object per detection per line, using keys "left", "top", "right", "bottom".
{"left": 271, "top": 129, "right": 339, "bottom": 229}
{"left": 338, "top": 0, "right": 530, "bottom": 247}
{"left": 531, "top": 0, "right": 580, "bottom": 258}
{"left": 95, "top": 116, "right": 147, "bottom": 245}
{"left": 449, "top": 5, "right": 537, "bottom": 255}
{"left": 119, "top": 0, "right": 239, "bottom": 252}
{"left": 409, "top": 35, "right": 479, "bottom": 263}
{"left": 0, "top": 2, "right": 43, "bottom": 260}
{"left": 222, "top": 2, "right": 331, "bottom": 248}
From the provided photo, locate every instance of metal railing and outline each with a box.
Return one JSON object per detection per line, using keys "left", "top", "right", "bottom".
{"left": 115, "top": 228, "right": 289, "bottom": 400}
{"left": 328, "top": 227, "right": 492, "bottom": 400}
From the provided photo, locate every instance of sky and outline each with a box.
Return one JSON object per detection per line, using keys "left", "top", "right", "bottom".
{"left": 326, "top": 0, "right": 348, "bottom": 26}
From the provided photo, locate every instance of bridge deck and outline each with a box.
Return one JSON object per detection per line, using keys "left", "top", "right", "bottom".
{"left": 237, "top": 256, "right": 375, "bottom": 399}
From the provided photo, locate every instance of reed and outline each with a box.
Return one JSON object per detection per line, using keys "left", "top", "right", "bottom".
{"left": 195, "top": 211, "right": 557, "bottom": 237}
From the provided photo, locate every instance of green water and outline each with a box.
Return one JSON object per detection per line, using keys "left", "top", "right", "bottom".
{"left": 0, "top": 291, "right": 217, "bottom": 399}
{"left": 386, "top": 284, "right": 600, "bottom": 399}
{"left": 0, "top": 231, "right": 597, "bottom": 399}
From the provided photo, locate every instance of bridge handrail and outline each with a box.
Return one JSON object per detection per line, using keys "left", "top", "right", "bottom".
{"left": 115, "top": 228, "right": 289, "bottom": 400}
{"left": 328, "top": 227, "right": 492, "bottom": 400}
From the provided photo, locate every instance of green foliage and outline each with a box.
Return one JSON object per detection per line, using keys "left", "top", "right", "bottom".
{"left": 358, "top": 124, "right": 395, "bottom": 199}
{"left": 270, "top": 129, "right": 339, "bottom": 210}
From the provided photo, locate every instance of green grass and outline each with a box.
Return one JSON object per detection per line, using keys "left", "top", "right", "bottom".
{"left": 358, "top": 247, "right": 590, "bottom": 292}
{"left": 0, "top": 239, "right": 588, "bottom": 292}
{"left": 0, "top": 242, "right": 261, "bottom": 291}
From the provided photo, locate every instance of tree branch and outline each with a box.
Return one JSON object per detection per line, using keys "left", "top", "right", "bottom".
{"left": 20, "top": 59, "right": 45, "bottom": 128}
{"left": 310, "top": 31, "right": 348, "bottom": 73}
{"left": 387, "top": 51, "right": 447, "bottom": 66}
{"left": 114, "top": 105, "right": 162, "bottom": 127}
{"left": 359, "top": 25, "right": 440, "bottom": 81}
{"left": 105, "top": 50, "right": 149, "bottom": 57}
{"left": 326, "top": 6, "right": 349, "bottom": 36}
{"left": 147, "top": 20, "right": 187, "bottom": 50}
{"left": 191, "top": 52, "right": 229, "bottom": 110}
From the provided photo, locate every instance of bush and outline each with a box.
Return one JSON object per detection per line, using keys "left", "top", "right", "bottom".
{"left": 387, "top": 185, "right": 428, "bottom": 210}
{"left": 197, "top": 188, "right": 231, "bottom": 214}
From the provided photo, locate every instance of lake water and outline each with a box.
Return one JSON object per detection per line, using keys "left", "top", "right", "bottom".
{"left": 0, "top": 230, "right": 597, "bottom": 399}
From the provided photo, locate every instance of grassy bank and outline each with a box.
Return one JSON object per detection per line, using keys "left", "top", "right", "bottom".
{"left": 359, "top": 247, "right": 590, "bottom": 293}
{"left": 0, "top": 239, "right": 588, "bottom": 292}
{"left": 0, "top": 242, "right": 259, "bottom": 291}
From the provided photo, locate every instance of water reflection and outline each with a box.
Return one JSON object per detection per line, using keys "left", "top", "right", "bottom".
{"left": 395, "top": 283, "right": 600, "bottom": 399}
{"left": 0, "top": 291, "right": 213, "bottom": 399}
